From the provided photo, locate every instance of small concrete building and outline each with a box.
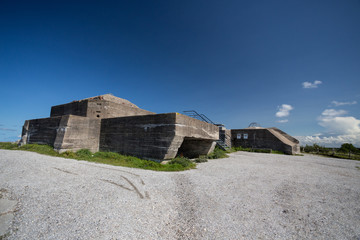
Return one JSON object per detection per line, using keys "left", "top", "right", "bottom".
{"left": 231, "top": 127, "right": 300, "bottom": 155}
{"left": 20, "top": 94, "right": 218, "bottom": 160}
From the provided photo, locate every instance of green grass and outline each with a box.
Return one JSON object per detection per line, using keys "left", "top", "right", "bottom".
{"left": 208, "top": 147, "right": 229, "bottom": 159}
{"left": 0, "top": 142, "right": 195, "bottom": 171}
{"left": 168, "top": 156, "right": 195, "bottom": 168}
{"left": 230, "top": 146, "right": 286, "bottom": 155}
{"left": 272, "top": 150, "right": 286, "bottom": 155}
{"left": 314, "top": 152, "right": 360, "bottom": 161}
{"left": 194, "top": 155, "right": 208, "bottom": 163}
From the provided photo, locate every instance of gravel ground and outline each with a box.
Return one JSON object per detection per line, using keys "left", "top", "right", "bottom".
{"left": 1, "top": 149, "right": 360, "bottom": 239}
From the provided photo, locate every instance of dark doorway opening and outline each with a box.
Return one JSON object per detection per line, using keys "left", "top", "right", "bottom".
{"left": 177, "top": 137, "right": 215, "bottom": 158}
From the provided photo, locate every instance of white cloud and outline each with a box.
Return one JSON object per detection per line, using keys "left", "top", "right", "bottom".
{"left": 276, "top": 104, "right": 293, "bottom": 118}
{"left": 296, "top": 108, "right": 360, "bottom": 147}
{"left": 277, "top": 119, "right": 288, "bottom": 123}
{"left": 302, "top": 80, "right": 322, "bottom": 89}
{"left": 319, "top": 116, "right": 360, "bottom": 135}
{"left": 318, "top": 109, "right": 359, "bottom": 136}
{"left": 331, "top": 100, "right": 357, "bottom": 107}
{"left": 321, "top": 109, "right": 347, "bottom": 117}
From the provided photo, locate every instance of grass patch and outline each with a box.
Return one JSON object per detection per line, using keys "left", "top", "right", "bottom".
{"left": 208, "top": 147, "right": 229, "bottom": 159}
{"left": 231, "top": 146, "right": 286, "bottom": 155}
{"left": 0, "top": 142, "right": 20, "bottom": 150}
{"left": 194, "top": 155, "right": 208, "bottom": 163}
{"left": 315, "top": 152, "right": 360, "bottom": 161}
{"left": 231, "top": 146, "right": 252, "bottom": 152}
{"left": 253, "top": 149, "right": 272, "bottom": 153}
{"left": 0, "top": 142, "right": 196, "bottom": 171}
{"left": 272, "top": 150, "right": 286, "bottom": 155}
{"left": 168, "top": 156, "right": 195, "bottom": 168}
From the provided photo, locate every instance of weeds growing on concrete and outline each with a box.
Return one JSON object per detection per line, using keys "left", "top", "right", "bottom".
{"left": 0, "top": 142, "right": 195, "bottom": 171}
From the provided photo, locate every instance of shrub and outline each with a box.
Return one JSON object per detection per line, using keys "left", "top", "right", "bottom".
{"left": 303, "top": 144, "right": 327, "bottom": 153}
{"left": 339, "top": 143, "right": 359, "bottom": 153}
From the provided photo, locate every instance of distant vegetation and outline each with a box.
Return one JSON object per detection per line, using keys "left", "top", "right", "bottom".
{"left": 302, "top": 143, "right": 360, "bottom": 161}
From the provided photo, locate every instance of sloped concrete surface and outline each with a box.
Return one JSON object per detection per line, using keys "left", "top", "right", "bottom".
{"left": 0, "top": 150, "right": 359, "bottom": 239}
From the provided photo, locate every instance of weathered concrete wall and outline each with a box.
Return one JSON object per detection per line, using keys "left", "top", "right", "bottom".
{"left": 54, "top": 115, "right": 101, "bottom": 153}
{"left": 20, "top": 117, "right": 62, "bottom": 146}
{"left": 174, "top": 113, "right": 218, "bottom": 157}
{"left": 87, "top": 99, "right": 154, "bottom": 119}
{"left": 100, "top": 113, "right": 178, "bottom": 160}
{"left": 86, "top": 94, "right": 139, "bottom": 108}
{"left": 100, "top": 113, "right": 218, "bottom": 160}
{"left": 51, "top": 101, "right": 88, "bottom": 118}
{"left": 175, "top": 113, "right": 219, "bottom": 140}
{"left": 231, "top": 128, "right": 300, "bottom": 154}
{"left": 20, "top": 115, "right": 101, "bottom": 152}
{"left": 51, "top": 98, "right": 154, "bottom": 119}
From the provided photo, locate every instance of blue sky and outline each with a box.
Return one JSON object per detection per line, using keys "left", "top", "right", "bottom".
{"left": 0, "top": 0, "right": 359, "bottom": 147}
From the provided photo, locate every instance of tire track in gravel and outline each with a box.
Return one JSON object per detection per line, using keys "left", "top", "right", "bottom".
{"left": 52, "top": 166, "right": 149, "bottom": 199}
{"left": 171, "top": 174, "right": 205, "bottom": 240}
{"left": 53, "top": 168, "right": 78, "bottom": 175}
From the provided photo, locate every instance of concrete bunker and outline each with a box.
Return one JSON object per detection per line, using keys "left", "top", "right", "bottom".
{"left": 20, "top": 94, "right": 219, "bottom": 160}
{"left": 98, "top": 112, "right": 218, "bottom": 160}
{"left": 231, "top": 126, "right": 300, "bottom": 155}
{"left": 20, "top": 94, "right": 300, "bottom": 159}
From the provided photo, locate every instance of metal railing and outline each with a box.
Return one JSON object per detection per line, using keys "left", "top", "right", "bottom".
{"left": 183, "top": 110, "right": 231, "bottom": 150}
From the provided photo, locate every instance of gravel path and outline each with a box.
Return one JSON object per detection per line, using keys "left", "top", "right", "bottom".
{"left": 1, "top": 149, "right": 360, "bottom": 239}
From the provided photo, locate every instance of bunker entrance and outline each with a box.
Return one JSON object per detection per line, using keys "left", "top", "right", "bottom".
{"left": 177, "top": 137, "right": 215, "bottom": 158}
